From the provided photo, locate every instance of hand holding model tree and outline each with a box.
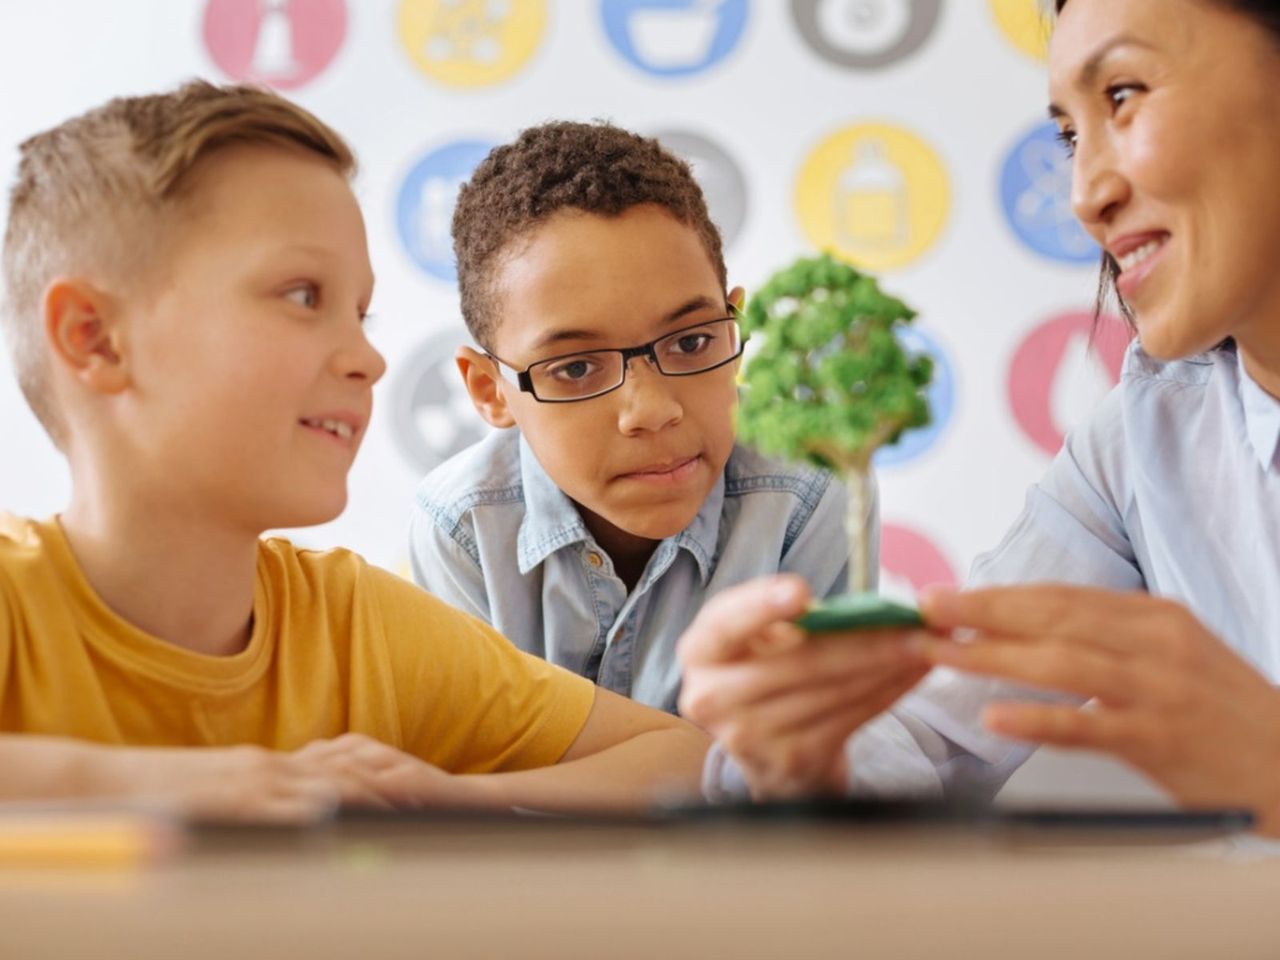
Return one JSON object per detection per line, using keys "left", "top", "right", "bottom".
{"left": 737, "top": 253, "right": 933, "bottom": 595}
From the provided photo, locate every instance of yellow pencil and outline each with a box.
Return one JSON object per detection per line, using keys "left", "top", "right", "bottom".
{"left": 0, "top": 812, "right": 181, "bottom": 868}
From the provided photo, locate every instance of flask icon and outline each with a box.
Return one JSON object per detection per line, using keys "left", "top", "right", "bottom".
{"left": 251, "top": 0, "right": 299, "bottom": 77}
{"left": 1049, "top": 327, "right": 1114, "bottom": 439}
{"left": 835, "top": 140, "right": 908, "bottom": 251}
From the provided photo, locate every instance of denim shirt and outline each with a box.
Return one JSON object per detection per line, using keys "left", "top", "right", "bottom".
{"left": 410, "top": 431, "right": 863, "bottom": 713}
{"left": 706, "top": 342, "right": 1280, "bottom": 800}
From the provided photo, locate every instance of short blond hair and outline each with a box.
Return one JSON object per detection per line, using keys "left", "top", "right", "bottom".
{"left": 1, "top": 80, "right": 356, "bottom": 447}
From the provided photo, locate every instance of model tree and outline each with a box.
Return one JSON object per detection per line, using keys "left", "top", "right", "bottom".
{"left": 737, "top": 253, "right": 933, "bottom": 595}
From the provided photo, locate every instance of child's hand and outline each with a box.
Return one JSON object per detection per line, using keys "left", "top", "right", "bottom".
{"left": 90, "top": 744, "right": 341, "bottom": 823}
{"left": 292, "top": 734, "right": 497, "bottom": 811}
{"left": 678, "top": 575, "right": 930, "bottom": 800}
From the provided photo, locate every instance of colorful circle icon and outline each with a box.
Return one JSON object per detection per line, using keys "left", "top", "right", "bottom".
{"left": 1000, "top": 121, "right": 1099, "bottom": 264}
{"left": 601, "top": 0, "right": 750, "bottom": 78}
{"left": 1007, "top": 310, "right": 1133, "bottom": 457}
{"left": 880, "top": 522, "right": 958, "bottom": 596}
{"left": 203, "top": 0, "right": 348, "bottom": 90}
{"left": 398, "top": 0, "right": 547, "bottom": 88}
{"left": 989, "top": 0, "right": 1051, "bottom": 62}
{"left": 391, "top": 328, "right": 492, "bottom": 475}
{"left": 651, "top": 130, "right": 748, "bottom": 248}
{"left": 873, "top": 325, "right": 955, "bottom": 468}
{"left": 396, "top": 139, "right": 496, "bottom": 283}
{"left": 795, "top": 122, "right": 950, "bottom": 272}
{"left": 791, "top": 0, "right": 942, "bottom": 70}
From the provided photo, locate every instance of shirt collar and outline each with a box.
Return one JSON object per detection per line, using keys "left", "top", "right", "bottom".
{"left": 1237, "top": 350, "right": 1280, "bottom": 472}
{"left": 516, "top": 433, "right": 593, "bottom": 574}
{"left": 515, "top": 433, "right": 725, "bottom": 583}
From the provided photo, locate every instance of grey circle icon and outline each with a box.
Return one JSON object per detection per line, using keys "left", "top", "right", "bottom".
{"left": 651, "top": 129, "right": 748, "bottom": 249}
{"left": 390, "top": 327, "right": 491, "bottom": 476}
{"left": 791, "top": 0, "right": 941, "bottom": 70}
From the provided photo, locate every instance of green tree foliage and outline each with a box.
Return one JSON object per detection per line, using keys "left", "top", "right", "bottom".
{"left": 738, "top": 253, "right": 934, "bottom": 475}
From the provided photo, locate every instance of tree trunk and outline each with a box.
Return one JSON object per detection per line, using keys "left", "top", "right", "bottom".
{"left": 845, "top": 467, "right": 874, "bottom": 593}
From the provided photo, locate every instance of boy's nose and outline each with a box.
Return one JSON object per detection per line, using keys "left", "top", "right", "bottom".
{"left": 615, "top": 356, "right": 682, "bottom": 434}
{"left": 337, "top": 327, "right": 387, "bottom": 385}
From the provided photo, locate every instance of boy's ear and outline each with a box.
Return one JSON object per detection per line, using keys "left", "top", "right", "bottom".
{"left": 43, "top": 278, "right": 129, "bottom": 395}
{"left": 727, "top": 286, "right": 746, "bottom": 311}
{"left": 456, "top": 346, "right": 516, "bottom": 429}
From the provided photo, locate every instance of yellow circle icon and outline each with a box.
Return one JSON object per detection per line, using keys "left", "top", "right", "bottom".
{"left": 398, "top": 0, "right": 547, "bottom": 88}
{"left": 794, "top": 123, "right": 950, "bottom": 273}
{"left": 989, "top": 0, "right": 1051, "bottom": 62}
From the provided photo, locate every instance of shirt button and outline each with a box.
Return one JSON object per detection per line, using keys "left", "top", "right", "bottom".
{"left": 586, "top": 551, "right": 604, "bottom": 569}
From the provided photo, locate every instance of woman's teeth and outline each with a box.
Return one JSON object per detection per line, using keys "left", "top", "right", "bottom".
{"left": 1117, "top": 239, "right": 1164, "bottom": 273}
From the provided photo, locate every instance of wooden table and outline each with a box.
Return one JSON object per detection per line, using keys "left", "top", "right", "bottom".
{"left": 0, "top": 812, "right": 1276, "bottom": 959}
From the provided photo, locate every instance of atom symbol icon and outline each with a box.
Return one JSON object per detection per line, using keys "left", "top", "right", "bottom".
{"left": 1013, "top": 140, "right": 1097, "bottom": 259}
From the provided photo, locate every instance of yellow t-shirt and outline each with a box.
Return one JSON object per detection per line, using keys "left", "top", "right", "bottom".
{"left": 0, "top": 515, "right": 595, "bottom": 772}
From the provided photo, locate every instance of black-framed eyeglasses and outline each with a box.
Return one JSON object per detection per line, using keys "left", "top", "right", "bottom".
{"left": 485, "top": 316, "right": 746, "bottom": 403}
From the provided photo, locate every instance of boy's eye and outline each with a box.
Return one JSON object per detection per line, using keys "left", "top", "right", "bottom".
{"left": 668, "top": 332, "right": 714, "bottom": 356}
{"left": 284, "top": 283, "right": 319, "bottom": 309}
{"left": 546, "top": 356, "right": 603, "bottom": 382}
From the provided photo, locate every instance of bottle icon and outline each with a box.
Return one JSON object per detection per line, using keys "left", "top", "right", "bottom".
{"left": 835, "top": 140, "right": 908, "bottom": 251}
{"left": 423, "top": 0, "right": 509, "bottom": 65}
{"left": 252, "top": 0, "right": 298, "bottom": 77}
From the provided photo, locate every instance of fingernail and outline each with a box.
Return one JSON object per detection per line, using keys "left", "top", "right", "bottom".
{"left": 902, "top": 631, "right": 932, "bottom": 655}
{"left": 918, "top": 586, "right": 957, "bottom": 618}
{"left": 770, "top": 579, "right": 804, "bottom": 610}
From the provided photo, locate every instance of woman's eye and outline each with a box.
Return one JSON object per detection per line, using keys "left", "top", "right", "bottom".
{"left": 1054, "top": 127, "right": 1077, "bottom": 158}
{"left": 284, "top": 284, "right": 319, "bottom": 309}
{"left": 1106, "top": 83, "right": 1143, "bottom": 111}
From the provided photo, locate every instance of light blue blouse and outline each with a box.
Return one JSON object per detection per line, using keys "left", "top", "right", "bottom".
{"left": 709, "top": 342, "right": 1280, "bottom": 799}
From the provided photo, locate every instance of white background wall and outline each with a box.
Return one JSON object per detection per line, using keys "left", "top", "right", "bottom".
{"left": 0, "top": 0, "right": 1154, "bottom": 800}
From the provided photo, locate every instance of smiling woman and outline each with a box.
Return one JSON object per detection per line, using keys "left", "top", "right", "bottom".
{"left": 1054, "top": 0, "right": 1280, "bottom": 355}
{"left": 679, "top": 0, "right": 1280, "bottom": 833}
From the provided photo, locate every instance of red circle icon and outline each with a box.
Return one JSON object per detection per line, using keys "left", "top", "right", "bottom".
{"left": 880, "top": 522, "right": 957, "bottom": 593}
{"left": 1008, "top": 310, "right": 1132, "bottom": 457}
{"left": 203, "top": 0, "right": 348, "bottom": 90}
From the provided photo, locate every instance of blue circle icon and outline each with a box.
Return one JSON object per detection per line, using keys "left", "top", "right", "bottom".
{"left": 601, "top": 0, "right": 750, "bottom": 78}
{"left": 874, "top": 325, "right": 955, "bottom": 468}
{"left": 396, "top": 139, "right": 495, "bottom": 283}
{"left": 999, "top": 121, "right": 1100, "bottom": 264}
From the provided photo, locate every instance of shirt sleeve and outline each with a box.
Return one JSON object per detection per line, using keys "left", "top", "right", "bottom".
{"left": 852, "top": 385, "right": 1145, "bottom": 799}
{"left": 371, "top": 566, "right": 596, "bottom": 774}
{"left": 704, "top": 387, "right": 1147, "bottom": 803}
{"left": 778, "top": 469, "right": 857, "bottom": 599}
{"left": 407, "top": 501, "right": 493, "bottom": 624}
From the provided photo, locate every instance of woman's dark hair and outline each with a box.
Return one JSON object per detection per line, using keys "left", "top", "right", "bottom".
{"left": 1053, "top": 0, "right": 1280, "bottom": 331}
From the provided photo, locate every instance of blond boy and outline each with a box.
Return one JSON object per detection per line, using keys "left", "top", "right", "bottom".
{"left": 0, "top": 81, "right": 707, "bottom": 820}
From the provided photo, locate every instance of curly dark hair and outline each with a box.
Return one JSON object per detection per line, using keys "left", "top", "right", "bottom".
{"left": 451, "top": 121, "right": 727, "bottom": 347}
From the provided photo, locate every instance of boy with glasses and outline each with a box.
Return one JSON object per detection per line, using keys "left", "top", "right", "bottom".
{"left": 410, "top": 121, "right": 872, "bottom": 714}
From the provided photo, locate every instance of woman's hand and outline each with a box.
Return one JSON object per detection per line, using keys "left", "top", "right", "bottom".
{"left": 678, "top": 575, "right": 931, "bottom": 801}
{"left": 920, "top": 585, "right": 1280, "bottom": 834}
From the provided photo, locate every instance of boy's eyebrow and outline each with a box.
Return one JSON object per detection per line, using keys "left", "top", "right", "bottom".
{"left": 527, "top": 296, "right": 724, "bottom": 354}
{"left": 661, "top": 295, "right": 721, "bottom": 327}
